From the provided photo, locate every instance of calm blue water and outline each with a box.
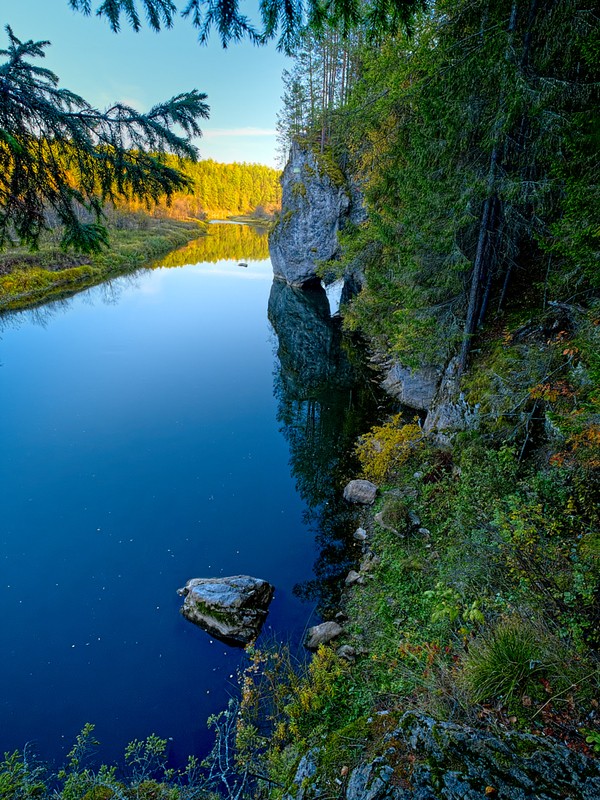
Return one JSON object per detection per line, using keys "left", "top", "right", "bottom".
{"left": 0, "top": 226, "right": 319, "bottom": 768}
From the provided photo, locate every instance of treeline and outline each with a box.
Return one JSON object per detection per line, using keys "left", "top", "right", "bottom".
{"left": 277, "top": 26, "right": 362, "bottom": 162}
{"left": 123, "top": 159, "right": 282, "bottom": 220}
{"left": 279, "top": 0, "right": 599, "bottom": 373}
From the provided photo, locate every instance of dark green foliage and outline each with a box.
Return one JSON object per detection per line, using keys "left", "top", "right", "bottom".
{"left": 68, "top": 0, "right": 426, "bottom": 53}
{"left": 0, "top": 26, "right": 209, "bottom": 253}
{"left": 333, "top": 0, "right": 600, "bottom": 369}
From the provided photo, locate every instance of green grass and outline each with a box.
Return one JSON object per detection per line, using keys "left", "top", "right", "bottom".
{"left": 0, "top": 217, "right": 204, "bottom": 313}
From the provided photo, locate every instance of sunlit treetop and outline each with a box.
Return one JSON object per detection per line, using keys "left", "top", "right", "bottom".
{"left": 68, "top": 0, "right": 426, "bottom": 53}
{"left": 0, "top": 26, "right": 209, "bottom": 252}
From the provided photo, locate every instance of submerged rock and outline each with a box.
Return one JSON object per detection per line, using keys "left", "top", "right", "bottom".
{"left": 344, "top": 479, "right": 378, "bottom": 505}
{"left": 177, "top": 575, "right": 274, "bottom": 647}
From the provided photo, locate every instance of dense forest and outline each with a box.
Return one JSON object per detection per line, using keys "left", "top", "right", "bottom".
{"left": 258, "top": 0, "right": 600, "bottom": 796}
{"left": 123, "top": 159, "right": 282, "bottom": 220}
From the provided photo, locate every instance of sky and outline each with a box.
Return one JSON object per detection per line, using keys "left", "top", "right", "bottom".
{"left": 1, "top": 0, "right": 289, "bottom": 167}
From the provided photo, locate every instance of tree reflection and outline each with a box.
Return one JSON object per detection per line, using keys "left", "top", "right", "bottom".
{"left": 153, "top": 223, "right": 269, "bottom": 268}
{"left": 268, "top": 279, "right": 388, "bottom": 616}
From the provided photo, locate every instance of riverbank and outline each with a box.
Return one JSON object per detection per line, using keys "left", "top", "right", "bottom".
{"left": 0, "top": 216, "right": 205, "bottom": 313}
{"left": 233, "top": 307, "right": 600, "bottom": 797}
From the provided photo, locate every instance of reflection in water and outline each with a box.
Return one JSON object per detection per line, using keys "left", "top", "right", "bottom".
{"left": 0, "top": 271, "right": 148, "bottom": 333}
{"left": 154, "top": 222, "right": 269, "bottom": 268}
{"left": 0, "top": 225, "right": 269, "bottom": 333}
{"left": 268, "top": 279, "right": 389, "bottom": 615}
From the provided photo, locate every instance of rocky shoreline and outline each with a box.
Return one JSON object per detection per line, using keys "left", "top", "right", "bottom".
{"left": 262, "top": 142, "right": 600, "bottom": 799}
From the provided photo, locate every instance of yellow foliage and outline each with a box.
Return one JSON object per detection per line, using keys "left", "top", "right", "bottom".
{"left": 355, "top": 414, "right": 423, "bottom": 483}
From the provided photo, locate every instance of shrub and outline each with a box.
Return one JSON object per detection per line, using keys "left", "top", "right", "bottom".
{"left": 356, "top": 414, "right": 423, "bottom": 484}
{"left": 463, "top": 619, "right": 555, "bottom": 708}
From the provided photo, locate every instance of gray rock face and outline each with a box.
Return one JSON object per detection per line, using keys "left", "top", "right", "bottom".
{"left": 305, "top": 621, "right": 343, "bottom": 650}
{"left": 380, "top": 358, "right": 479, "bottom": 439}
{"left": 339, "top": 713, "right": 600, "bottom": 799}
{"left": 346, "top": 758, "right": 395, "bottom": 800}
{"left": 343, "top": 479, "right": 378, "bottom": 505}
{"left": 177, "top": 575, "right": 274, "bottom": 647}
{"left": 423, "top": 357, "right": 479, "bottom": 439}
{"left": 392, "top": 711, "right": 600, "bottom": 799}
{"left": 269, "top": 143, "right": 364, "bottom": 286}
{"left": 283, "top": 749, "right": 321, "bottom": 800}
{"left": 381, "top": 362, "right": 441, "bottom": 412}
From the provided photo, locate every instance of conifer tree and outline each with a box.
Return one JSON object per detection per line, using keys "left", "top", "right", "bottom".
{"left": 68, "top": 0, "right": 425, "bottom": 53}
{"left": 0, "top": 26, "right": 209, "bottom": 252}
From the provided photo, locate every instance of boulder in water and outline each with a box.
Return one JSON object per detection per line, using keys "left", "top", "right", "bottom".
{"left": 177, "top": 575, "right": 274, "bottom": 647}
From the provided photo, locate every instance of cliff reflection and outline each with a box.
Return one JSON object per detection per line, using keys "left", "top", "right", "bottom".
{"left": 268, "top": 279, "right": 387, "bottom": 615}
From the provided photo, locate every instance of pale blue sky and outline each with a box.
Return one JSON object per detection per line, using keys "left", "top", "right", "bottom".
{"left": 1, "top": 0, "right": 289, "bottom": 166}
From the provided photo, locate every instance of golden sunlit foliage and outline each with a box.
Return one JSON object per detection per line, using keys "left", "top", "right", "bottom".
{"left": 123, "top": 159, "right": 281, "bottom": 220}
{"left": 355, "top": 413, "right": 424, "bottom": 484}
{"left": 154, "top": 223, "right": 269, "bottom": 267}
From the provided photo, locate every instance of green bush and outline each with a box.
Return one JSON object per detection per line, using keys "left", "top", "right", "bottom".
{"left": 463, "top": 619, "right": 556, "bottom": 708}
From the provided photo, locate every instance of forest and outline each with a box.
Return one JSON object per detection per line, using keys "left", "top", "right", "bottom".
{"left": 1, "top": 0, "right": 599, "bottom": 798}
{"left": 122, "top": 159, "right": 282, "bottom": 220}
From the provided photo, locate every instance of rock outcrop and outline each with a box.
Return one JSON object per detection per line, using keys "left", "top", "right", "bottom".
{"left": 381, "top": 362, "right": 441, "bottom": 412}
{"left": 269, "top": 142, "right": 364, "bottom": 286}
{"left": 177, "top": 575, "right": 274, "bottom": 647}
{"left": 380, "top": 357, "right": 479, "bottom": 439}
{"left": 285, "top": 713, "right": 600, "bottom": 799}
{"left": 305, "top": 621, "right": 343, "bottom": 650}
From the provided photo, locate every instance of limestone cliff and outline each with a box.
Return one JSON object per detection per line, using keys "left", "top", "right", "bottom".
{"left": 270, "top": 143, "right": 476, "bottom": 437}
{"left": 269, "top": 142, "right": 365, "bottom": 286}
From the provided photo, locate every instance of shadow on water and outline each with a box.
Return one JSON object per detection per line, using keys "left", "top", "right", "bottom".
{"left": 268, "top": 279, "right": 391, "bottom": 617}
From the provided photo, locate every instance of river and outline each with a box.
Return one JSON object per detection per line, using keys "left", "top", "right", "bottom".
{"left": 0, "top": 222, "right": 383, "bottom": 768}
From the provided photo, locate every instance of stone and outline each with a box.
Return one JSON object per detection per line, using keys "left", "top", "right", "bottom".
{"left": 177, "top": 575, "right": 274, "bottom": 647}
{"left": 381, "top": 362, "right": 441, "bottom": 411}
{"left": 345, "top": 570, "right": 363, "bottom": 586}
{"left": 346, "top": 758, "right": 394, "bottom": 800}
{"left": 407, "top": 511, "right": 421, "bottom": 529}
{"left": 394, "top": 711, "right": 600, "bottom": 799}
{"left": 375, "top": 511, "right": 400, "bottom": 535}
{"left": 423, "top": 357, "right": 479, "bottom": 438}
{"left": 336, "top": 645, "right": 356, "bottom": 663}
{"left": 282, "top": 748, "right": 321, "bottom": 800}
{"left": 360, "top": 554, "right": 381, "bottom": 573}
{"left": 353, "top": 527, "right": 368, "bottom": 541}
{"left": 305, "top": 621, "right": 343, "bottom": 650}
{"left": 344, "top": 479, "right": 377, "bottom": 505}
{"left": 269, "top": 142, "right": 364, "bottom": 286}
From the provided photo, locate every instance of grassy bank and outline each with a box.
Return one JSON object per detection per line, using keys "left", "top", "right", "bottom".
{"left": 234, "top": 306, "right": 600, "bottom": 795}
{"left": 0, "top": 216, "right": 205, "bottom": 313}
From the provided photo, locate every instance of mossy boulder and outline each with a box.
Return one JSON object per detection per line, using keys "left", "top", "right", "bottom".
{"left": 177, "top": 575, "right": 274, "bottom": 647}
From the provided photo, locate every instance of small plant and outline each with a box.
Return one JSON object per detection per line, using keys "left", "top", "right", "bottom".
{"left": 356, "top": 414, "right": 423, "bottom": 484}
{"left": 463, "top": 619, "right": 554, "bottom": 708}
{"left": 581, "top": 728, "right": 600, "bottom": 754}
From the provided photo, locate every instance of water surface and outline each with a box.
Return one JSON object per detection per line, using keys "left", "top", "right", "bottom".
{"left": 0, "top": 223, "right": 382, "bottom": 768}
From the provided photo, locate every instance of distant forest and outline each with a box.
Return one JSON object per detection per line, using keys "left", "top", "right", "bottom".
{"left": 123, "top": 159, "right": 282, "bottom": 220}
